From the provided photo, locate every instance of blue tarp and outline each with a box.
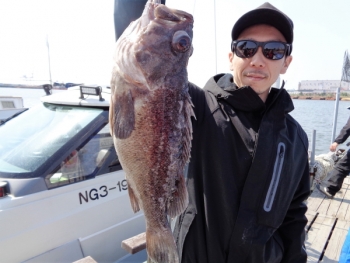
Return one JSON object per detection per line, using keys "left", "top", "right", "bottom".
{"left": 340, "top": 228, "right": 350, "bottom": 263}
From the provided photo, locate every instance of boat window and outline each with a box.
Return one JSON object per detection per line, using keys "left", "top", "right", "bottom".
{"left": 0, "top": 103, "right": 104, "bottom": 177}
{"left": 45, "top": 123, "right": 122, "bottom": 189}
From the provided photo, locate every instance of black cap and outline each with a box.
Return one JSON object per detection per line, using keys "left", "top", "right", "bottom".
{"left": 231, "top": 2, "right": 294, "bottom": 45}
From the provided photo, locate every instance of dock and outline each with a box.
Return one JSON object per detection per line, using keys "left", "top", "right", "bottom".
{"left": 306, "top": 177, "right": 350, "bottom": 262}
{"left": 119, "top": 178, "right": 350, "bottom": 262}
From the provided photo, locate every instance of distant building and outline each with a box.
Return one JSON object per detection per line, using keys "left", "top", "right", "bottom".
{"left": 297, "top": 80, "right": 350, "bottom": 93}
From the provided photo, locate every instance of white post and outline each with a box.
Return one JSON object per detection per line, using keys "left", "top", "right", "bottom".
{"left": 310, "top": 129, "right": 316, "bottom": 166}
{"left": 309, "top": 130, "right": 316, "bottom": 192}
{"left": 46, "top": 35, "right": 52, "bottom": 85}
{"left": 331, "top": 87, "right": 340, "bottom": 143}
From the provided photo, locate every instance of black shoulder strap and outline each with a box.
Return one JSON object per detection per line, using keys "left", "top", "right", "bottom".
{"left": 218, "top": 100, "right": 256, "bottom": 155}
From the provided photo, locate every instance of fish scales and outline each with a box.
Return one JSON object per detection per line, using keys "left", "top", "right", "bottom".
{"left": 109, "top": 1, "right": 194, "bottom": 262}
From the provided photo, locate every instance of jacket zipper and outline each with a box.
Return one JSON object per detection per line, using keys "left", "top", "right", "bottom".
{"left": 263, "top": 142, "right": 285, "bottom": 212}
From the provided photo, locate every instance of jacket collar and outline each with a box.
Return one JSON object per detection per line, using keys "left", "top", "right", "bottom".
{"left": 203, "top": 73, "right": 294, "bottom": 114}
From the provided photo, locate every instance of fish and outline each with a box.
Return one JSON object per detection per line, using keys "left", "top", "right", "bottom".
{"left": 109, "top": 1, "right": 195, "bottom": 262}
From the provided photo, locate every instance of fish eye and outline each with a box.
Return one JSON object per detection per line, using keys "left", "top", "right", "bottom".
{"left": 172, "top": 30, "right": 191, "bottom": 53}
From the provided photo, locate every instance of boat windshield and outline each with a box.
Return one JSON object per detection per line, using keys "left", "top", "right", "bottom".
{"left": 0, "top": 103, "right": 104, "bottom": 176}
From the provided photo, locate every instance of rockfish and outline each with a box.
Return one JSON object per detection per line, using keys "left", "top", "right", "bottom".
{"left": 109, "top": 0, "right": 194, "bottom": 262}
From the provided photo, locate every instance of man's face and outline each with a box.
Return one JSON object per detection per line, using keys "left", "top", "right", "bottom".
{"left": 228, "top": 24, "right": 293, "bottom": 102}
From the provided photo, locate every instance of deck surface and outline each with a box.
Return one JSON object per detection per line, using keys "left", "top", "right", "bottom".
{"left": 306, "top": 177, "right": 350, "bottom": 262}
{"left": 121, "top": 177, "right": 350, "bottom": 263}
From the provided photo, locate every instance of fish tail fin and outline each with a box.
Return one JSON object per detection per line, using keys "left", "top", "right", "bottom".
{"left": 167, "top": 174, "right": 188, "bottom": 218}
{"left": 146, "top": 226, "right": 179, "bottom": 263}
{"left": 128, "top": 185, "right": 141, "bottom": 213}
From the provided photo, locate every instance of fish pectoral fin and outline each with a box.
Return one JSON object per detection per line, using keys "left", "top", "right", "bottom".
{"left": 112, "top": 89, "right": 135, "bottom": 139}
{"left": 167, "top": 174, "right": 188, "bottom": 218}
{"left": 128, "top": 184, "right": 141, "bottom": 213}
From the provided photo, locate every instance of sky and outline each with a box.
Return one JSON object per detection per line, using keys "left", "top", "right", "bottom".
{"left": 0, "top": 0, "right": 349, "bottom": 90}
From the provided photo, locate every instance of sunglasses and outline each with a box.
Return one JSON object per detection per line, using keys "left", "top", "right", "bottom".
{"left": 231, "top": 40, "right": 291, "bottom": 60}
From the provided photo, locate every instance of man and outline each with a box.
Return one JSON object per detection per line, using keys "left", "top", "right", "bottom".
{"left": 317, "top": 117, "right": 350, "bottom": 198}
{"left": 172, "top": 2, "right": 310, "bottom": 262}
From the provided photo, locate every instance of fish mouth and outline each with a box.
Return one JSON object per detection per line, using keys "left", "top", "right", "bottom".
{"left": 139, "top": 1, "right": 193, "bottom": 33}
{"left": 154, "top": 4, "right": 193, "bottom": 23}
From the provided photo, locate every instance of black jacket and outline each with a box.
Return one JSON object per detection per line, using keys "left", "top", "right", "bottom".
{"left": 334, "top": 117, "right": 350, "bottom": 144}
{"left": 173, "top": 74, "right": 310, "bottom": 263}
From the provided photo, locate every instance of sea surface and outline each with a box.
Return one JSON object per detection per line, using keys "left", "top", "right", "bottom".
{"left": 1, "top": 87, "right": 350, "bottom": 155}
{"left": 290, "top": 99, "right": 350, "bottom": 155}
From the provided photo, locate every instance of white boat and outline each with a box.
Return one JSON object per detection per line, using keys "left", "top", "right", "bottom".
{"left": 0, "top": 96, "right": 27, "bottom": 123}
{"left": 0, "top": 86, "right": 146, "bottom": 262}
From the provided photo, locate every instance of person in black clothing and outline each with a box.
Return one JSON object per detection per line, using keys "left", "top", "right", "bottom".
{"left": 317, "top": 117, "right": 350, "bottom": 198}
{"left": 172, "top": 2, "right": 310, "bottom": 263}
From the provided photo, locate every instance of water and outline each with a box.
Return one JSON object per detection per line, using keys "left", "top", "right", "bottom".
{"left": 1, "top": 87, "right": 350, "bottom": 155}
{"left": 290, "top": 99, "right": 350, "bottom": 155}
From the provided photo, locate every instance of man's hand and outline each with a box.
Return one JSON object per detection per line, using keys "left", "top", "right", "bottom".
{"left": 330, "top": 142, "right": 339, "bottom": 152}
